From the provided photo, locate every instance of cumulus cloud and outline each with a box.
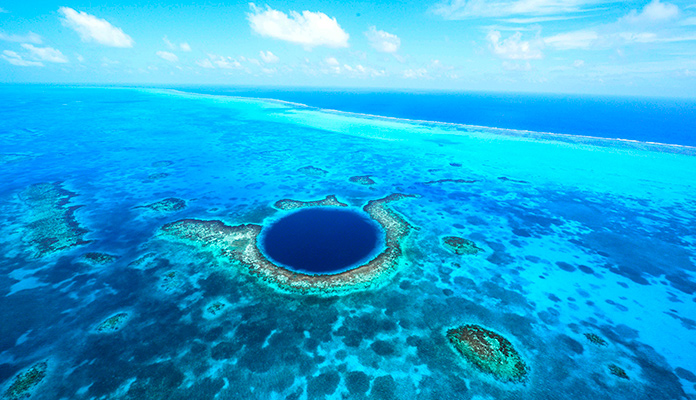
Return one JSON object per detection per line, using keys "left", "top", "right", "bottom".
{"left": 259, "top": 50, "right": 279, "bottom": 63}
{"left": 365, "top": 26, "right": 401, "bottom": 53}
{"left": 156, "top": 51, "right": 178, "bottom": 62}
{"left": 21, "top": 44, "right": 68, "bottom": 63}
{"left": 196, "top": 58, "right": 215, "bottom": 68}
{"left": 164, "top": 36, "right": 191, "bottom": 51}
{"left": 59, "top": 7, "right": 134, "bottom": 47}
{"left": 544, "top": 30, "right": 598, "bottom": 49}
{"left": 2, "top": 50, "right": 43, "bottom": 67}
{"left": 432, "top": 0, "right": 601, "bottom": 19}
{"left": 403, "top": 68, "right": 428, "bottom": 78}
{"left": 621, "top": 0, "right": 679, "bottom": 25}
{"left": 0, "top": 31, "right": 43, "bottom": 44}
{"left": 324, "top": 56, "right": 339, "bottom": 66}
{"left": 206, "top": 54, "right": 242, "bottom": 69}
{"left": 247, "top": 4, "right": 349, "bottom": 48}
{"left": 487, "top": 30, "right": 542, "bottom": 59}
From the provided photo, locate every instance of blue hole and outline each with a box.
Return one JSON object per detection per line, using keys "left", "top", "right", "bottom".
{"left": 262, "top": 208, "right": 380, "bottom": 274}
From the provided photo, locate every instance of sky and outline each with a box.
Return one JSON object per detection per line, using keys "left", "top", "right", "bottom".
{"left": 1, "top": 0, "right": 696, "bottom": 96}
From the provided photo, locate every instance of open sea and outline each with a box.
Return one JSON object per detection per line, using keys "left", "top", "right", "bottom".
{"left": 1, "top": 84, "right": 695, "bottom": 399}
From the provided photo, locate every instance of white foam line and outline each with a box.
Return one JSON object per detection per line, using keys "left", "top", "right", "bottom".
{"left": 142, "top": 87, "right": 696, "bottom": 154}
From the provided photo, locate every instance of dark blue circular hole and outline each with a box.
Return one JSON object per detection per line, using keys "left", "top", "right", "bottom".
{"left": 262, "top": 208, "right": 380, "bottom": 274}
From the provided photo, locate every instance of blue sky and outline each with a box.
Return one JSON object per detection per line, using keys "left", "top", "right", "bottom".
{"left": 1, "top": 0, "right": 695, "bottom": 96}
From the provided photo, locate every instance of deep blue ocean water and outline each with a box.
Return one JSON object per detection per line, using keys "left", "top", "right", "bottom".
{"left": 262, "top": 208, "right": 379, "bottom": 274}
{"left": 172, "top": 86, "right": 696, "bottom": 147}
{"left": 0, "top": 84, "right": 695, "bottom": 400}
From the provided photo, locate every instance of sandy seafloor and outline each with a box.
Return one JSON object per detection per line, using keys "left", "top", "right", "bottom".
{"left": 0, "top": 85, "right": 695, "bottom": 399}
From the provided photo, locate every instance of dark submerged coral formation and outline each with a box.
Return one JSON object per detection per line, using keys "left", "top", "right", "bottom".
{"left": 19, "top": 182, "right": 90, "bottom": 257}
{"left": 421, "top": 178, "right": 477, "bottom": 185}
{"left": 3, "top": 361, "right": 47, "bottom": 400}
{"left": 349, "top": 175, "right": 376, "bottom": 185}
{"left": 297, "top": 165, "right": 328, "bottom": 177}
{"left": 151, "top": 160, "right": 174, "bottom": 167}
{"left": 96, "top": 312, "right": 129, "bottom": 332}
{"left": 82, "top": 252, "right": 117, "bottom": 265}
{"left": 442, "top": 236, "right": 483, "bottom": 255}
{"left": 274, "top": 195, "right": 348, "bottom": 211}
{"left": 446, "top": 324, "right": 527, "bottom": 382}
{"left": 584, "top": 333, "right": 607, "bottom": 346}
{"left": 160, "top": 193, "right": 418, "bottom": 294}
{"left": 207, "top": 302, "right": 226, "bottom": 315}
{"left": 609, "top": 364, "right": 630, "bottom": 380}
{"left": 147, "top": 172, "right": 170, "bottom": 180}
{"left": 137, "top": 197, "right": 187, "bottom": 212}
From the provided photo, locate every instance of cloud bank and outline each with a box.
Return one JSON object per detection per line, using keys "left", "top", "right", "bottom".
{"left": 59, "top": 7, "right": 134, "bottom": 48}
{"left": 247, "top": 4, "right": 349, "bottom": 48}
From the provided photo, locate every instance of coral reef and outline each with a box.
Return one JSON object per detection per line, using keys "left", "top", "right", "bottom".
{"left": 159, "top": 193, "right": 418, "bottom": 295}
{"left": 421, "top": 178, "right": 477, "bottom": 185}
{"left": 609, "top": 364, "right": 629, "bottom": 380}
{"left": 151, "top": 160, "right": 174, "bottom": 167}
{"left": 82, "top": 252, "right": 117, "bottom": 265}
{"left": 137, "top": 198, "right": 186, "bottom": 212}
{"left": 96, "top": 312, "right": 129, "bottom": 332}
{"left": 274, "top": 195, "right": 348, "bottom": 211}
{"left": 19, "top": 182, "right": 90, "bottom": 257}
{"left": 442, "top": 236, "right": 483, "bottom": 255}
{"left": 349, "top": 175, "right": 376, "bottom": 185}
{"left": 3, "top": 361, "right": 47, "bottom": 400}
{"left": 447, "top": 324, "right": 527, "bottom": 382}
{"left": 207, "top": 302, "right": 226, "bottom": 315}
{"left": 147, "top": 172, "right": 169, "bottom": 180}
{"left": 297, "top": 165, "right": 328, "bottom": 177}
{"left": 584, "top": 333, "right": 607, "bottom": 346}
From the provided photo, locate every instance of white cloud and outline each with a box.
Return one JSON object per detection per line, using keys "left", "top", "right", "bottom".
{"left": 164, "top": 36, "right": 191, "bottom": 51}
{"left": 365, "top": 26, "right": 401, "bottom": 53}
{"left": 0, "top": 31, "right": 42, "bottom": 44}
{"left": 621, "top": 0, "right": 679, "bottom": 25}
{"left": 502, "top": 60, "right": 531, "bottom": 70}
{"left": 196, "top": 58, "right": 215, "bottom": 68}
{"left": 432, "top": 0, "right": 602, "bottom": 19}
{"left": 156, "top": 51, "right": 178, "bottom": 62}
{"left": 324, "top": 57, "right": 339, "bottom": 66}
{"left": 487, "top": 30, "right": 542, "bottom": 59}
{"left": 2, "top": 50, "right": 43, "bottom": 67}
{"left": 247, "top": 4, "right": 349, "bottom": 48}
{"left": 207, "top": 54, "right": 242, "bottom": 69}
{"left": 76, "top": 54, "right": 85, "bottom": 62}
{"left": 59, "top": 7, "right": 134, "bottom": 48}
{"left": 573, "top": 59, "right": 585, "bottom": 67}
{"left": 259, "top": 50, "right": 279, "bottom": 63}
{"left": 403, "top": 68, "right": 428, "bottom": 78}
{"left": 544, "top": 30, "right": 598, "bottom": 49}
{"left": 21, "top": 44, "right": 68, "bottom": 63}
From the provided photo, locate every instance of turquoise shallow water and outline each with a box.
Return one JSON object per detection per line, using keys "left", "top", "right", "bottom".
{"left": 1, "top": 85, "right": 695, "bottom": 399}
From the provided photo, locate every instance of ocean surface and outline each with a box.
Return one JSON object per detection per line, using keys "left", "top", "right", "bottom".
{"left": 1, "top": 84, "right": 695, "bottom": 399}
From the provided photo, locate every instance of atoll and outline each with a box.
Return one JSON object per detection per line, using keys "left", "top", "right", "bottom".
{"left": 349, "top": 175, "right": 376, "bottom": 185}
{"left": 137, "top": 198, "right": 186, "bottom": 212}
{"left": 297, "top": 165, "right": 328, "bottom": 177}
{"left": 19, "top": 182, "right": 90, "bottom": 257}
{"left": 96, "top": 312, "right": 129, "bottom": 333}
{"left": 442, "top": 236, "right": 483, "bottom": 255}
{"left": 447, "top": 324, "right": 527, "bottom": 382}
{"left": 584, "top": 333, "right": 607, "bottom": 346}
{"left": 274, "top": 195, "right": 348, "bottom": 211}
{"left": 159, "top": 193, "right": 418, "bottom": 295}
{"left": 82, "top": 252, "right": 117, "bottom": 265}
{"left": 3, "top": 361, "right": 47, "bottom": 400}
{"left": 608, "top": 364, "right": 629, "bottom": 380}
